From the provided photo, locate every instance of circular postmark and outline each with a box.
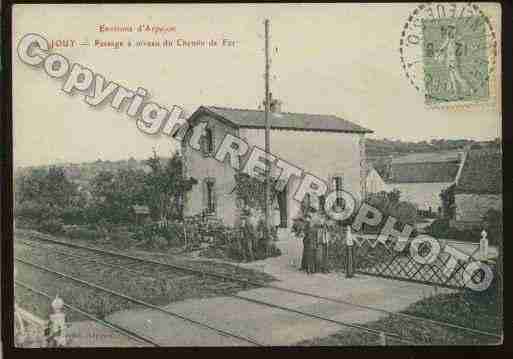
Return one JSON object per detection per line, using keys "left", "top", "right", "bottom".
{"left": 399, "top": 2, "right": 497, "bottom": 106}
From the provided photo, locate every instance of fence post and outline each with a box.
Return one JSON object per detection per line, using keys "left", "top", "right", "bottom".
{"left": 480, "top": 229, "right": 488, "bottom": 260}
{"left": 46, "top": 295, "right": 66, "bottom": 347}
{"left": 345, "top": 226, "right": 355, "bottom": 278}
{"left": 379, "top": 332, "right": 387, "bottom": 345}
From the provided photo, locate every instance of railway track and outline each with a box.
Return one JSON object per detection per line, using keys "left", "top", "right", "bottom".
{"left": 14, "top": 230, "right": 501, "bottom": 346}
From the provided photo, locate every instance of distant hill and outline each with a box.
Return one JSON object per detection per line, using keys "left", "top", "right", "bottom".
{"left": 15, "top": 137, "right": 500, "bottom": 186}
{"left": 14, "top": 157, "right": 160, "bottom": 186}
{"left": 366, "top": 138, "right": 501, "bottom": 180}
{"left": 366, "top": 138, "right": 498, "bottom": 158}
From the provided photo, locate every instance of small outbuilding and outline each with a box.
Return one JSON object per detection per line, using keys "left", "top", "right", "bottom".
{"left": 386, "top": 150, "right": 463, "bottom": 215}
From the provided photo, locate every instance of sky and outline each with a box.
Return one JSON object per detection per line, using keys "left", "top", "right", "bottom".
{"left": 12, "top": 3, "right": 502, "bottom": 167}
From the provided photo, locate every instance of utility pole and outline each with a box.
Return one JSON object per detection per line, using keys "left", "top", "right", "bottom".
{"left": 264, "top": 19, "right": 271, "bottom": 254}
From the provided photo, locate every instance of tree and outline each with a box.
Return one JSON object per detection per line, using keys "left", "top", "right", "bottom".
{"left": 233, "top": 172, "right": 282, "bottom": 256}
{"left": 15, "top": 166, "right": 79, "bottom": 208}
{"left": 386, "top": 188, "right": 401, "bottom": 204}
{"left": 14, "top": 166, "right": 82, "bottom": 225}
{"left": 144, "top": 149, "right": 197, "bottom": 221}
{"left": 439, "top": 184, "right": 455, "bottom": 219}
{"left": 364, "top": 189, "right": 417, "bottom": 234}
{"left": 483, "top": 209, "right": 502, "bottom": 245}
{"left": 89, "top": 168, "right": 149, "bottom": 223}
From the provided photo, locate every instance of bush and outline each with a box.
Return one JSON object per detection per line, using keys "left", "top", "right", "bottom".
{"left": 65, "top": 227, "right": 99, "bottom": 241}
{"left": 363, "top": 192, "right": 418, "bottom": 235}
{"left": 60, "top": 206, "right": 88, "bottom": 225}
{"left": 225, "top": 239, "right": 244, "bottom": 261}
{"left": 37, "top": 218, "right": 64, "bottom": 235}
{"left": 425, "top": 218, "right": 451, "bottom": 238}
{"left": 132, "top": 222, "right": 187, "bottom": 248}
{"left": 483, "top": 209, "right": 502, "bottom": 245}
{"left": 150, "top": 235, "right": 168, "bottom": 250}
{"left": 425, "top": 218, "right": 481, "bottom": 242}
{"left": 182, "top": 215, "right": 233, "bottom": 246}
{"left": 15, "top": 201, "right": 56, "bottom": 223}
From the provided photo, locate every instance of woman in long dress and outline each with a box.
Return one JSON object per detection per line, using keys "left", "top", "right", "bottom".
{"left": 306, "top": 225, "right": 317, "bottom": 274}
{"left": 309, "top": 210, "right": 324, "bottom": 273}
{"left": 299, "top": 207, "right": 316, "bottom": 274}
{"left": 311, "top": 209, "right": 333, "bottom": 273}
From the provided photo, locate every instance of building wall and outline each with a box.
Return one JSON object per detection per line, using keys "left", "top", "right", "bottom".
{"left": 239, "top": 128, "right": 364, "bottom": 227}
{"left": 388, "top": 182, "right": 452, "bottom": 211}
{"left": 182, "top": 114, "right": 240, "bottom": 226}
{"left": 184, "top": 120, "right": 365, "bottom": 228}
{"left": 453, "top": 193, "right": 502, "bottom": 228}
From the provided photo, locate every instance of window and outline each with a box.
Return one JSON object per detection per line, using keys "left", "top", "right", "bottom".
{"left": 203, "top": 127, "right": 214, "bottom": 156}
{"left": 205, "top": 179, "right": 216, "bottom": 213}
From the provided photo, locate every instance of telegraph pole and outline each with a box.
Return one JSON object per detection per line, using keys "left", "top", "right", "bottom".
{"left": 264, "top": 19, "right": 271, "bottom": 253}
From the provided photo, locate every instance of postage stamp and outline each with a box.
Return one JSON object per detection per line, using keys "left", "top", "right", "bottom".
{"left": 399, "top": 2, "right": 499, "bottom": 109}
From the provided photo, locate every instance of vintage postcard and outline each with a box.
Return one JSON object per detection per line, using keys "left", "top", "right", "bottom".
{"left": 8, "top": 2, "right": 502, "bottom": 348}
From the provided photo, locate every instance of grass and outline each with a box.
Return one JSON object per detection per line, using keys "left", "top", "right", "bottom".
{"left": 14, "top": 229, "right": 276, "bottom": 323}
{"left": 297, "top": 287, "right": 502, "bottom": 346}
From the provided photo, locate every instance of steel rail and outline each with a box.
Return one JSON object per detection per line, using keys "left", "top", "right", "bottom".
{"left": 15, "top": 280, "right": 159, "bottom": 347}
{"left": 15, "top": 256, "right": 263, "bottom": 346}
{"left": 17, "top": 232, "right": 502, "bottom": 337}
{"left": 16, "top": 231, "right": 502, "bottom": 340}
{"left": 16, "top": 239, "right": 191, "bottom": 282}
{"left": 16, "top": 238, "right": 417, "bottom": 344}
{"left": 16, "top": 239, "right": 417, "bottom": 344}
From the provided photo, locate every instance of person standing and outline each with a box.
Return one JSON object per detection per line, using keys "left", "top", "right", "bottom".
{"left": 319, "top": 223, "right": 330, "bottom": 273}
{"left": 306, "top": 224, "right": 317, "bottom": 274}
{"left": 303, "top": 207, "right": 317, "bottom": 274}
{"left": 310, "top": 209, "right": 324, "bottom": 274}
{"left": 241, "top": 205, "right": 256, "bottom": 262}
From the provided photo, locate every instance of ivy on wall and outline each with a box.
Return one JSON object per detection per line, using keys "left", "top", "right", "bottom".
{"left": 233, "top": 173, "right": 281, "bottom": 213}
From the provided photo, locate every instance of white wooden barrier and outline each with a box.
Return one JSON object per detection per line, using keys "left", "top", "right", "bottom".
{"left": 15, "top": 292, "right": 67, "bottom": 347}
